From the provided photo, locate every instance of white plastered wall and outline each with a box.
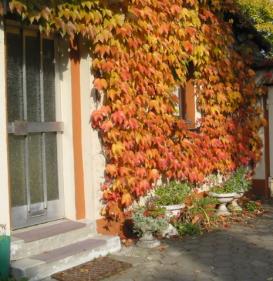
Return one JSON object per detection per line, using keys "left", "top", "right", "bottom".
{"left": 79, "top": 41, "right": 105, "bottom": 220}
{"left": 56, "top": 38, "right": 77, "bottom": 220}
{"left": 0, "top": 19, "right": 11, "bottom": 234}
{"left": 252, "top": 71, "right": 267, "bottom": 180}
{"left": 253, "top": 71, "right": 266, "bottom": 180}
{"left": 267, "top": 86, "right": 273, "bottom": 177}
{"left": 253, "top": 125, "right": 266, "bottom": 180}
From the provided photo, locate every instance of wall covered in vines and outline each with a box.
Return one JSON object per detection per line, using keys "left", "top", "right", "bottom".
{"left": 1, "top": 0, "right": 265, "bottom": 215}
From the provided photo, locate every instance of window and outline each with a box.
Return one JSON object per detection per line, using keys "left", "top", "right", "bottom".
{"left": 179, "top": 79, "right": 196, "bottom": 129}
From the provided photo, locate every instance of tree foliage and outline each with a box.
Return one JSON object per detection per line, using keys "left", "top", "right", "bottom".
{"left": 1, "top": 0, "right": 266, "bottom": 216}
{"left": 236, "top": 0, "right": 273, "bottom": 54}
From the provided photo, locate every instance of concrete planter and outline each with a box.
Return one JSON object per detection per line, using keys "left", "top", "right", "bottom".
{"left": 209, "top": 192, "right": 237, "bottom": 216}
{"left": 163, "top": 203, "right": 185, "bottom": 218}
{"left": 230, "top": 192, "right": 244, "bottom": 212}
{"left": 137, "top": 231, "right": 160, "bottom": 248}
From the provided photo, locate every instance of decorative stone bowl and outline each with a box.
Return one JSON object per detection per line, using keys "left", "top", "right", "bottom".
{"left": 137, "top": 231, "right": 161, "bottom": 248}
{"left": 209, "top": 192, "right": 237, "bottom": 216}
{"left": 230, "top": 192, "right": 244, "bottom": 212}
{"left": 163, "top": 203, "right": 185, "bottom": 218}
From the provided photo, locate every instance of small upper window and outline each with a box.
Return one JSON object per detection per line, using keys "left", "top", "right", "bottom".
{"left": 179, "top": 80, "right": 196, "bottom": 129}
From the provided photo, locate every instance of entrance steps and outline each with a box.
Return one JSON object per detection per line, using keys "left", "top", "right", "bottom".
{"left": 10, "top": 220, "right": 121, "bottom": 281}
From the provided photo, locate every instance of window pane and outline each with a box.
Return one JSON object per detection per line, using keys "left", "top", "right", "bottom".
{"left": 45, "top": 133, "right": 59, "bottom": 201}
{"left": 28, "top": 134, "right": 44, "bottom": 204}
{"left": 6, "top": 32, "right": 24, "bottom": 122}
{"left": 25, "top": 35, "right": 41, "bottom": 122}
{"left": 43, "top": 39, "right": 56, "bottom": 122}
{"left": 9, "top": 135, "right": 27, "bottom": 207}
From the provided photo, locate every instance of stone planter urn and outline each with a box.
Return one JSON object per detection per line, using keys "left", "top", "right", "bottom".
{"left": 209, "top": 192, "right": 237, "bottom": 216}
{"left": 163, "top": 203, "right": 185, "bottom": 218}
{"left": 137, "top": 231, "right": 161, "bottom": 248}
{"left": 229, "top": 192, "right": 244, "bottom": 212}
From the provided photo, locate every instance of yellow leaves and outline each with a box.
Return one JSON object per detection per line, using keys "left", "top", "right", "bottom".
{"left": 121, "top": 193, "right": 132, "bottom": 207}
{"left": 113, "top": 14, "right": 125, "bottom": 27}
{"left": 112, "top": 142, "right": 125, "bottom": 156}
{"left": 81, "top": 1, "right": 94, "bottom": 10}
{"left": 94, "top": 29, "right": 113, "bottom": 43}
{"left": 9, "top": 0, "right": 27, "bottom": 14}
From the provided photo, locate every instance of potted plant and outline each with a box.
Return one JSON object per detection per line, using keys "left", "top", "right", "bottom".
{"left": 154, "top": 181, "right": 191, "bottom": 218}
{"left": 229, "top": 167, "right": 251, "bottom": 211}
{"left": 209, "top": 167, "right": 251, "bottom": 215}
{"left": 0, "top": 224, "right": 10, "bottom": 281}
{"left": 209, "top": 180, "right": 237, "bottom": 216}
{"left": 132, "top": 199, "right": 168, "bottom": 248}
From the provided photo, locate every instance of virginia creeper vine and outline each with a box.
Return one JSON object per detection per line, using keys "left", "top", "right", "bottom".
{"left": 1, "top": 0, "right": 265, "bottom": 215}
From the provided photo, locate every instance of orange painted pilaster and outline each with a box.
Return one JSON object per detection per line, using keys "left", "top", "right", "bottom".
{"left": 70, "top": 39, "right": 86, "bottom": 219}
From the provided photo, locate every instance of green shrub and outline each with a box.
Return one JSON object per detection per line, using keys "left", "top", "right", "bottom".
{"left": 245, "top": 201, "right": 258, "bottom": 212}
{"left": 174, "top": 222, "right": 202, "bottom": 236}
{"left": 155, "top": 181, "right": 191, "bottom": 205}
{"left": 211, "top": 167, "right": 251, "bottom": 194}
{"left": 171, "top": 194, "right": 218, "bottom": 236}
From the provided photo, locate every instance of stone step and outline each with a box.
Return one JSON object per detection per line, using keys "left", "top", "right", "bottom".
{"left": 11, "top": 220, "right": 96, "bottom": 260}
{"left": 11, "top": 235, "right": 121, "bottom": 281}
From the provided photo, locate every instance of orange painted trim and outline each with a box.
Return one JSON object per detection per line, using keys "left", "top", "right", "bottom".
{"left": 180, "top": 80, "right": 195, "bottom": 129}
{"left": 69, "top": 39, "right": 86, "bottom": 219}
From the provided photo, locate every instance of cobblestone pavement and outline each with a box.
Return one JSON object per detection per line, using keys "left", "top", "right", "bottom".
{"left": 105, "top": 205, "right": 273, "bottom": 281}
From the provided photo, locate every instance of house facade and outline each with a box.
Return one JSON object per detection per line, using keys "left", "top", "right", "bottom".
{"left": 0, "top": 15, "right": 272, "bottom": 235}
{"left": 0, "top": 18, "right": 107, "bottom": 234}
{"left": 0, "top": 14, "right": 205, "bottom": 236}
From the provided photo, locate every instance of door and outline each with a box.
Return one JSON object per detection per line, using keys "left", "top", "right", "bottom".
{"left": 6, "top": 26, "right": 64, "bottom": 229}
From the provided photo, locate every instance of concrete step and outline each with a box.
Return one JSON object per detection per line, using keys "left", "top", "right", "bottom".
{"left": 11, "top": 220, "right": 97, "bottom": 260}
{"left": 11, "top": 235, "right": 121, "bottom": 281}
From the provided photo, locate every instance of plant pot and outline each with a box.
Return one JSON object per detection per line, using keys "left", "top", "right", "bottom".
{"left": 230, "top": 192, "right": 244, "bottom": 212}
{"left": 0, "top": 235, "right": 10, "bottom": 280}
{"left": 209, "top": 192, "right": 237, "bottom": 216}
{"left": 137, "top": 231, "right": 160, "bottom": 248}
{"left": 163, "top": 203, "right": 185, "bottom": 218}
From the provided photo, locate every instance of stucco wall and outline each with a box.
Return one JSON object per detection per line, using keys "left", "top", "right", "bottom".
{"left": 253, "top": 124, "right": 266, "bottom": 180}
{"left": 0, "top": 19, "right": 11, "bottom": 234}
{"left": 56, "top": 38, "right": 77, "bottom": 220}
{"left": 268, "top": 86, "right": 273, "bottom": 177}
{"left": 80, "top": 41, "right": 105, "bottom": 220}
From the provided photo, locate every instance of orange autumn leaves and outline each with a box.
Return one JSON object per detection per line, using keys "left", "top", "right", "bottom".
{"left": 8, "top": 0, "right": 265, "bottom": 214}
{"left": 91, "top": 0, "right": 264, "bottom": 212}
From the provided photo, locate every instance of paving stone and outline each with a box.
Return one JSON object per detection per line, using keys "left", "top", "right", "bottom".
{"left": 105, "top": 204, "right": 273, "bottom": 281}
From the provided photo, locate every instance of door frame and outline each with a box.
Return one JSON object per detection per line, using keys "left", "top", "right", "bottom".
{"left": 0, "top": 18, "right": 89, "bottom": 233}
{"left": 5, "top": 22, "right": 66, "bottom": 229}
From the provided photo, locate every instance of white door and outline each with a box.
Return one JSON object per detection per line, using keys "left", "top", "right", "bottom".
{"left": 6, "top": 26, "right": 64, "bottom": 229}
